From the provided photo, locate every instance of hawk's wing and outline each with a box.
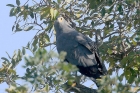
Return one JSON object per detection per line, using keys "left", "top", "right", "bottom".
{"left": 75, "top": 33, "right": 107, "bottom": 75}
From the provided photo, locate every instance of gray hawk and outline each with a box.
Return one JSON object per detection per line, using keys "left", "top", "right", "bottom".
{"left": 54, "top": 16, "right": 107, "bottom": 87}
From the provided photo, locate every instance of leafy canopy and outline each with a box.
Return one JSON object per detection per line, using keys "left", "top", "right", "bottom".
{"left": 0, "top": 0, "right": 140, "bottom": 93}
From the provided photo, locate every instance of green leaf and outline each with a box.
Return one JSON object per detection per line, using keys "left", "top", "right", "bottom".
{"left": 104, "top": 27, "right": 109, "bottom": 36}
{"left": 16, "top": 23, "right": 19, "bottom": 29}
{"left": 1, "top": 57, "right": 9, "bottom": 62}
{"left": 24, "top": 26, "right": 33, "bottom": 31}
{"left": 127, "top": 23, "right": 132, "bottom": 31}
{"left": 26, "top": 42, "right": 30, "bottom": 48}
{"left": 23, "top": 11, "right": 28, "bottom": 20}
{"left": 22, "top": 47, "right": 26, "bottom": 55}
{"left": 135, "top": 37, "right": 140, "bottom": 41}
{"left": 29, "top": 11, "right": 34, "bottom": 18}
{"left": 121, "top": 57, "right": 128, "bottom": 67}
{"left": 6, "top": 4, "right": 15, "bottom": 7}
{"left": 101, "top": 7, "right": 106, "bottom": 17}
{"left": 108, "top": 5, "right": 114, "bottom": 13}
{"left": 40, "top": 7, "right": 50, "bottom": 20}
{"left": 110, "top": 24, "right": 114, "bottom": 28}
{"left": 16, "top": 0, "right": 20, "bottom": 6}
{"left": 45, "top": 22, "right": 53, "bottom": 32}
{"left": 44, "top": 34, "right": 50, "bottom": 42}
{"left": 128, "top": 75, "right": 135, "bottom": 84}
{"left": 107, "top": 48, "right": 112, "bottom": 54}
{"left": 126, "top": 0, "right": 134, "bottom": 4}
{"left": 131, "top": 39, "right": 137, "bottom": 46}
{"left": 17, "top": 49, "right": 22, "bottom": 61}
{"left": 9, "top": 68, "right": 16, "bottom": 75}
{"left": 134, "top": 20, "right": 138, "bottom": 27}
{"left": 118, "top": 74, "right": 124, "bottom": 82}
{"left": 91, "top": 21, "right": 94, "bottom": 26}
{"left": 136, "top": 9, "right": 140, "bottom": 15}
{"left": 45, "top": 84, "right": 49, "bottom": 92}
{"left": 33, "top": 45, "right": 38, "bottom": 52}
{"left": 24, "top": 5, "right": 28, "bottom": 9}
{"left": 107, "top": 0, "right": 113, "bottom": 5}
{"left": 10, "top": 8, "right": 15, "bottom": 16}
{"left": 16, "top": 7, "right": 21, "bottom": 13}
{"left": 57, "top": 0, "right": 60, "bottom": 3}
{"left": 15, "top": 28, "right": 22, "bottom": 32}
{"left": 126, "top": 38, "right": 131, "bottom": 44}
{"left": 118, "top": 4, "right": 123, "bottom": 15}
{"left": 87, "top": 0, "right": 103, "bottom": 9}
{"left": 15, "top": 23, "right": 22, "bottom": 32}
{"left": 50, "top": 8, "right": 54, "bottom": 19}
{"left": 133, "top": 67, "right": 138, "bottom": 71}
{"left": 12, "top": 25, "right": 15, "bottom": 31}
{"left": 32, "top": 38, "right": 38, "bottom": 47}
{"left": 124, "top": 69, "right": 130, "bottom": 80}
{"left": 53, "top": 9, "right": 58, "bottom": 19}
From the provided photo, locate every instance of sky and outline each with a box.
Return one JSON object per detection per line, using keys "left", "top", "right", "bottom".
{"left": 0, "top": 1, "right": 37, "bottom": 92}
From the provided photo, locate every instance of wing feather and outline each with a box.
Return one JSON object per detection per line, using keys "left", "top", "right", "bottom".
{"left": 76, "top": 33, "right": 107, "bottom": 75}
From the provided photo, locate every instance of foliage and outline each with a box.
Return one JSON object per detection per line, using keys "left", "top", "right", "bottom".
{"left": 0, "top": 0, "right": 140, "bottom": 92}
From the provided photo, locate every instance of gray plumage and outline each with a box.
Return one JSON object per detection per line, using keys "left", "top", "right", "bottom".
{"left": 54, "top": 16, "right": 107, "bottom": 82}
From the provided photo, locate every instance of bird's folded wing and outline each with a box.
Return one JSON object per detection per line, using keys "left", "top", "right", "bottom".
{"left": 76, "top": 34, "right": 97, "bottom": 53}
{"left": 76, "top": 34, "right": 107, "bottom": 74}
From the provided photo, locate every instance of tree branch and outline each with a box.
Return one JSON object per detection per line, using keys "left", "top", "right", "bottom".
{"left": 111, "top": 42, "right": 140, "bottom": 59}
{"left": 64, "top": 82, "right": 97, "bottom": 93}
{"left": 125, "top": 42, "right": 140, "bottom": 55}
{"left": 43, "top": 42, "right": 56, "bottom": 47}
{"left": 102, "top": 31, "right": 119, "bottom": 39}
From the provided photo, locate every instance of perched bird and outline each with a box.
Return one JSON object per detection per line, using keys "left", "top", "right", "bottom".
{"left": 54, "top": 16, "right": 107, "bottom": 86}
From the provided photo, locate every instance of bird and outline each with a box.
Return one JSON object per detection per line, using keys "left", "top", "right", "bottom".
{"left": 54, "top": 15, "right": 107, "bottom": 87}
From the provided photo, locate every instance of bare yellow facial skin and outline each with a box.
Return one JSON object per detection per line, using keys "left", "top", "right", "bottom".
{"left": 58, "top": 17, "right": 63, "bottom": 23}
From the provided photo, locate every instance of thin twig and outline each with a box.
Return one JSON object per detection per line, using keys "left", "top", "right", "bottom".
{"left": 102, "top": 31, "right": 119, "bottom": 39}
{"left": 125, "top": 42, "right": 140, "bottom": 55}
{"left": 43, "top": 42, "right": 56, "bottom": 47}
{"left": 24, "top": 0, "right": 30, "bottom": 6}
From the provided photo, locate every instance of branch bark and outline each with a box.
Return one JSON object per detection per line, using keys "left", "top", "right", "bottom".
{"left": 125, "top": 42, "right": 140, "bottom": 55}
{"left": 102, "top": 31, "right": 119, "bottom": 39}
{"left": 64, "top": 82, "right": 97, "bottom": 93}
{"left": 111, "top": 42, "right": 140, "bottom": 59}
